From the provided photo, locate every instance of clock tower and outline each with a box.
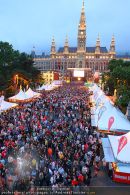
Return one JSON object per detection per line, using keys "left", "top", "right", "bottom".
{"left": 77, "top": 0, "right": 86, "bottom": 69}
{"left": 77, "top": 0, "right": 86, "bottom": 52}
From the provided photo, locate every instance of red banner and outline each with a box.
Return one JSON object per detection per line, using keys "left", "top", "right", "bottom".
{"left": 113, "top": 171, "right": 130, "bottom": 184}
{"left": 54, "top": 72, "right": 59, "bottom": 80}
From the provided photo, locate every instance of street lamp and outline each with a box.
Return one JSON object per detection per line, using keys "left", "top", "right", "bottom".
{"left": 16, "top": 74, "right": 18, "bottom": 85}
{"left": 114, "top": 89, "right": 117, "bottom": 97}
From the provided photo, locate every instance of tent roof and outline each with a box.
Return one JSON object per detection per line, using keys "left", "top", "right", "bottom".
{"left": 9, "top": 89, "right": 30, "bottom": 101}
{"left": 0, "top": 100, "right": 18, "bottom": 112}
{"left": 25, "top": 88, "right": 41, "bottom": 98}
{"left": 98, "top": 106, "right": 130, "bottom": 132}
{"left": 108, "top": 132, "right": 130, "bottom": 163}
{"left": 101, "top": 138, "right": 115, "bottom": 162}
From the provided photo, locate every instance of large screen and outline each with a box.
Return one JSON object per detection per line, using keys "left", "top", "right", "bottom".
{"left": 73, "top": 70, "right": 85, "bottom": 77}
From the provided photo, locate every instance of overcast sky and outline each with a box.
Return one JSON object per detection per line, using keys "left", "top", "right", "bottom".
{"left": 0, "top": 0, "right": 130, "bottom": 54}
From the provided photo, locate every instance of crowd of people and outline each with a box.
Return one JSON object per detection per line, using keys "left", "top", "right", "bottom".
{"left": 0, "top": 83, "right": 103, "bottom": 192}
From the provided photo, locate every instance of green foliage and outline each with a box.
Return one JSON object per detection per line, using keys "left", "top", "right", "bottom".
{"left": 102, "top": 59, "right": 130, "bottom": 110}
{"left": 0, "top": 41, "right": 41, "bottom": 96}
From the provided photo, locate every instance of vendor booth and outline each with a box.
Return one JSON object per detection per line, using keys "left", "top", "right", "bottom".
{"left": 98, "top": 106, "right": 130, "bottom": 133}
{"left": 9, "top": 89, "right": 29, "bottom": 102}
{"left": 0, "top": 96, "right": 18, "bottom": 113}
{"left": 51, "top": 80, "right": 63, "bottom": 86}
{"left": 89, "top": 83, "right": 130, "bottom": 134}
{"left": 25, "top": 88, "right": 41, "bottom": 98}
{"left": 102, "top": 132, "right": 130, "bottom": 184}
{"left": 36, "top": 84, "right": 57, "bottom": 91}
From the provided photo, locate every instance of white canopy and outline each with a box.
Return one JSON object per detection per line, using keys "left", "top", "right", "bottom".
{"left": 25, "top": 88, "right": 41, "bottom": 98}
{"left": 9, "top": 89, "right": 30, "bottom": 101}
{"left": 108, "top": 132, "right": 130, "bottom": 163}
{"left": 37, "top": 84, "right": 56, "bottom": 91}
{"left": 0, "top": 99, "right": 18, "bottom": 112}
{"left": 91, "top": 100, "right": 114, "bottom": 126}
{"left": 52, "top": 80, "right": 63, "bottom": 86}
{"left": 98, "top": 106, "right": 130, "bottom": 132}
{"left": 45, "top": 85, "right": 55, "bottom": 91}
{"left": 101, "top": 138, "right": 115, "bottom": 162}
{"left": 36, "top": 85, "right": 47, "bottom": 91}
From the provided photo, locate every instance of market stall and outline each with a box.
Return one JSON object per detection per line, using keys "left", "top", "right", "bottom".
{"left": 25, "top": 88, "right": 41, "bottom": 98}
{"left": 102, "top": 132, "right": 130, "bottom": 184}
{"left": 36, "top": 84, "right": 57, "bottom": 91}
{"left": 0, "top": 96, "right": 18, "bottom": 113}
{"left": 98, "top": 106, "right": 130, "bottom": 133}
{"left": 8, "top": 89, "right": 32, "bottom": 102}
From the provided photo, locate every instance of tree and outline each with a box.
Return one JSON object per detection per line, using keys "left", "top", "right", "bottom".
{"left": 0, "top": 41, "right": 41, "bottom": 97}
{"left": 102, "top": 59, "right": 130, "bottom": 111}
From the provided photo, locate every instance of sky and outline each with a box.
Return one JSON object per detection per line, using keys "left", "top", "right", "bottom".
{"left": 0, "top": 0, "right": 130, "bottom": 54}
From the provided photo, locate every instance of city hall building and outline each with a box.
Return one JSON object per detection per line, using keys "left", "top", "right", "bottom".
{"left": 32, "top": 0, "right": 116, "bottom": 82}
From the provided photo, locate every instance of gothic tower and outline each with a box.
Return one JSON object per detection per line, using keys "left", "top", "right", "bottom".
{"left": 95, "top": 34, "right": 101, "bottom": 54}
{"left": 31, "top": 46, "right": 36, "bottom": 58}
{"left": 51, "top": 37, "right": 56, "bottom": 58}
{"left": 77, "top": 0, "right": 86, "bottom": 52}
{"left": 64, "top": 35, "right": 69, "bottom": 54}
{"left": 109, "top": 35, "right": 116, "bottom": 58}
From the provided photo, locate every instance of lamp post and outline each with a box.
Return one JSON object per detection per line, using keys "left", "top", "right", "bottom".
{"left": 16, "top": 74, "right": 18, "bottom": 85}
{"left": 114, "top": 89, "right": 117, "bottom": 97}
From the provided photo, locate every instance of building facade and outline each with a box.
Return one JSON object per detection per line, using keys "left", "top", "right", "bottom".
{"left": 33, "top": 0, "right": 116, "bottom": 81}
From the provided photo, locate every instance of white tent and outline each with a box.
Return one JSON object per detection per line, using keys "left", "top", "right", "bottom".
{"left": 0, "top": 99, "right": 18, "bottom": 112}
{"left": 52, "top": 80, "right": 63, "bottom": 86}
{"left": 45, "top": 84, "right": 55, "bottom": 91}
{"left": 25, "top": 88, "right": 41, "bottom": 98}
{"left": 37, "top": 84, "right": 56, "bottom": 91}
{"left": 36, "top": 85, "right": 47, "bottom": 91}
{"left": 98, "top": 106, "right": 130, "bottom": 132}
{"left": 9, "top": 89, "right": 30, "bottom": 101}
{"left": 91, "top": 100, "right": 114, "bottom": 126}
{"left": 108, "top": 132, "right": 130, "bottom": 163}
{"left": 90, "top": 94, "right": 108, "bottom": 114}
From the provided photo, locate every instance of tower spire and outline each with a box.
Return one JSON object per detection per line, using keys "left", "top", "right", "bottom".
{"left": 51, "top": 36, "right": 56, "bottom": 58}
{"left": 95, "top": 34, "right": 101, "bottom": 54}
{"left": 96, "top": 34, "right": 100, "bottom": 47}
{"left": 64, "top": 35, "right": 69, "bottom": 54}
{"left": 83, "top": 0, "right": 85, "bottom": 8}
{"left": 65, "top": 35, "right": 69, "bottom": 47}
{"left": 31, "top": 45, "right": 36, "bottom": 58}
{"left": 80, "top": 0, "right": 86, "bottom": 27}
{"left": 77, "top": 0, "right": 86, "bottom": 51}
{"left": 109, "top": 34, "right": 116, "bottom": 58}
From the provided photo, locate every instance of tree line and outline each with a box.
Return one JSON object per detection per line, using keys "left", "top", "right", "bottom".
{"left": 102, "top": 59, "right": 130, "bottom": 111}
{"left": 0, "top": 41, "right": 42, "bottom": 97}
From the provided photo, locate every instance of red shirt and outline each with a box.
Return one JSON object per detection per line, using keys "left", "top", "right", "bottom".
{"left": 1, "top": 150, "right": 6, "bottom": 158}
{"left": 78, "top": 174, "right": 84, "bottom": 183}
{"left": 71, "top": 179, "right": 79, "bottom": 186}
{"left": 84, "top": 144, "right": 88, "bottom": 152}
{"left": 0, "top": 163, "right": 4, "bottom": 169}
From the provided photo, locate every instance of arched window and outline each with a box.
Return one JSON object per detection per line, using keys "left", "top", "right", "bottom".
{"left": 79, "top": 61, "right": 82, "bottom": 68}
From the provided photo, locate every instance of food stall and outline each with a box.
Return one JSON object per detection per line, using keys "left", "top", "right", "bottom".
{"left": 102, "top": 132, "right": 130, "bottom": 184}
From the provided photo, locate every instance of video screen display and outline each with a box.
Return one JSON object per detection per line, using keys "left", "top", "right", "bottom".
{"left": 73, "top": 70, "right": 85, "bottom": 77}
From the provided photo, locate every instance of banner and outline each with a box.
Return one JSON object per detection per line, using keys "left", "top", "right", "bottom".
{"left": 117, "top": 136, "right": 127, "bottom": 155}
{"left": 108, "top": 116, "right": 114, "bottom": 132}
{"left": 113, "top": 171, "right": 130, "bottom": 184}
{"left": 98, "top": 106, "right": 106, "bottom": 121}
